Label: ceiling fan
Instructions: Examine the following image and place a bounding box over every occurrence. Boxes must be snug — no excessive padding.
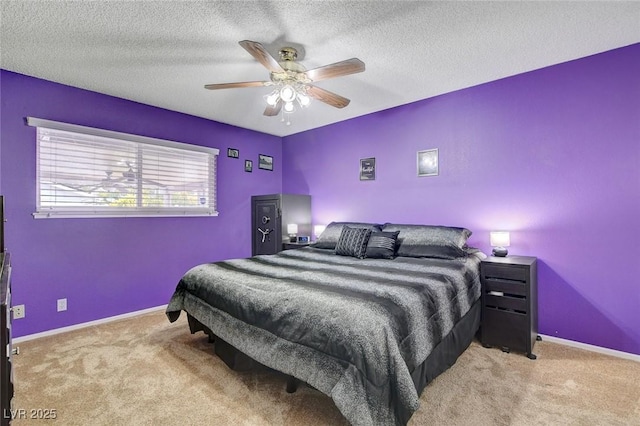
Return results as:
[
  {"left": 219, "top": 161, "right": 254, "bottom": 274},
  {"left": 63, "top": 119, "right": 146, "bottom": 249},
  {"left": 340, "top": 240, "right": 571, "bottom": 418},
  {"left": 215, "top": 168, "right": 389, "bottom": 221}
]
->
[{"left": 204, "top": 40, "right": 365, "bottom": 119}]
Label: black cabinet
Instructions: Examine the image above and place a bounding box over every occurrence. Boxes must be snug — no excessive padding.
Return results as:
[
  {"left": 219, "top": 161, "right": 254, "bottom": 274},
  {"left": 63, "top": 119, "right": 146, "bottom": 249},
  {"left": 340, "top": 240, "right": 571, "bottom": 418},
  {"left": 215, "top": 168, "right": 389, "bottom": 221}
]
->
[
  {"left": 0, "top": 195, "right": 11, "bottom": 424},
  {"left": 1, "top": 253, "right": 12, "bottom": 425},
  {"left": 251, "top": 194, "right": 311, "bottom": 256},
  {"left": 481, "top": 255, "right": 538, "bottom": 359}
]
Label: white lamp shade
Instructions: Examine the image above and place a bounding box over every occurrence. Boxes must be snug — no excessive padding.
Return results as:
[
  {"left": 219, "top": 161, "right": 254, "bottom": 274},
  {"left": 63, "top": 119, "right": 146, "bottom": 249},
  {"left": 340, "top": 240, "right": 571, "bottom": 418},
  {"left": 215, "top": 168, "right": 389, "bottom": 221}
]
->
[
  {"left": 284, "top": 101, "right": 295, "bottom": 112},
  {"left": 298, "top": 93, "right": 310, "bottom": 106},
  {"left": 287, "top": 224, "right": 298, "bottom": 234},
  {"left": 314, "top": 225, "right": 326, "bottom": 238},
  {"left": 490, "top": 231, "right": 510, "bottom": 247},
  {"left": 280, "top": 85, "right": 296, "bottom": 102},
  {"left": 265, "top": 91, "right": 279, "bottom": 106}
]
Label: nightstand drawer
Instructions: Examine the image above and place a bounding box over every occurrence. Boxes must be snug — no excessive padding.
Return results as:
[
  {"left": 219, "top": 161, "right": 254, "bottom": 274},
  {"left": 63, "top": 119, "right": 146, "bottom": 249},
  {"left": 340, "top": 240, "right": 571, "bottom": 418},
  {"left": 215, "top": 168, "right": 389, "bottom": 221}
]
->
[
  {"left": 482, "top": 264, "right": 527, "bottom": 282},
  {"left": 483, "top": 279, "right": 527, "bottom": 296},
  {"left": 484, "top": 293, "right": 527, "bottom": 312},
  {"left": 482, "top": 307, "right": 528, "bottom": 351}
]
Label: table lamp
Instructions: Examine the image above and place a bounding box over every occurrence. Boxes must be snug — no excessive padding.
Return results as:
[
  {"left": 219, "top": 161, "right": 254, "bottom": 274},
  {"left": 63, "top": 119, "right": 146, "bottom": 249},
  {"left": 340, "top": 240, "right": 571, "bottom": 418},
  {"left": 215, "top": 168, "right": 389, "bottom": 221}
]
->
[
  {"left": 490, "top": 231, "right": 510, "bottom": 257},
  {"left": 287, "top": 224, "right": 298, "bottom": 242}
]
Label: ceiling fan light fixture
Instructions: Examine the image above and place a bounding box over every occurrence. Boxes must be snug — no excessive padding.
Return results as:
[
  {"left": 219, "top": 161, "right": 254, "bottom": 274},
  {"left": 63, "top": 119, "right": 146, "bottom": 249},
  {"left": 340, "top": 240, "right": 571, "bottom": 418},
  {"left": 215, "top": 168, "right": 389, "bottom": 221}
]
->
[
  {"left": 284, "top": 101, "right": 295, "bottom": 113},
  {"left": 280, "top": 85, "right": 296, "bottom": 103},
  {"left": 297, "top": 92, "right": 310, "bottom": 107},
  {"left": 265, "top": 90, "right": 279, "bottom": 106}
]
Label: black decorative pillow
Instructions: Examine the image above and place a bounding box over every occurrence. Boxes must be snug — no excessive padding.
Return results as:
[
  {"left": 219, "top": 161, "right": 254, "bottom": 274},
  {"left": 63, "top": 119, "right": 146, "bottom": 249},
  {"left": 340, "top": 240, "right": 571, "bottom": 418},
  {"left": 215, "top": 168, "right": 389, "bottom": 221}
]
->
[
  {"left": 381, "top": 224, "right": 472, "bottom": 259},
  {"left": 314, "top": 221, "right": 382, "bottom": 250},
  {"left": 335, "top": 226, "right": 372, "bottom": 259},
  {"left": 365, "top": 231, "right": 400, "bottom": 259}
]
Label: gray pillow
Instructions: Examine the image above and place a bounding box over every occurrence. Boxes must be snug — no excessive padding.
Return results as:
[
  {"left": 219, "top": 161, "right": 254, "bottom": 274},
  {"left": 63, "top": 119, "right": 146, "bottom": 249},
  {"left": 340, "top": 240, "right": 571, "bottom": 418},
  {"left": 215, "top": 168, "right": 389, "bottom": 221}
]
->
[
  {"left": 314, "top": 221, "right": 382, "bottom": 249},
  {"left": 335, "top": 226, "right": 372, "bottom": 259},
  {"left": 381, "top": 224, "right": 471, "bottom": 259},
  {"left": 365, "top": 231, "right": 400, "bottom": 259}
]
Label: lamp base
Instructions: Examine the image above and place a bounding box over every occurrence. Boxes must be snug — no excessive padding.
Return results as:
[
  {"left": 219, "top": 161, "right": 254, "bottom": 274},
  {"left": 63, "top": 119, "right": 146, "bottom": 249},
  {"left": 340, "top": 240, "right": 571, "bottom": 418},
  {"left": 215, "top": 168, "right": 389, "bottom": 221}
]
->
[
  {"left": 289, "top": 235, "right": 297, "bottom": 243},
  {"left": 492, "top": 247, "right": 508, "bottom": 257}
]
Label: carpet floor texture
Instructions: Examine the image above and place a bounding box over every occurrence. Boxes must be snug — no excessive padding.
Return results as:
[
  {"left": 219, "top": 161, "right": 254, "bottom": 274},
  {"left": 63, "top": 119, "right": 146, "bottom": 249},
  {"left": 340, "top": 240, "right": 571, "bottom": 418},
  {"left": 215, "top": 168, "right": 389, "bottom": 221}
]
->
[{"left": 11, "top": 310, "right": 640, "bottom": 425}]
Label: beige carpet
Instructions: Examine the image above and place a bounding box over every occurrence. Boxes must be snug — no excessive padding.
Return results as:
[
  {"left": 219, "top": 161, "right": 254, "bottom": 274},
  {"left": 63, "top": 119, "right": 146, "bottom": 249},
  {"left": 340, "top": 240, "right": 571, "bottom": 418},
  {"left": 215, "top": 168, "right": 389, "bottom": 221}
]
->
[{"left": 11, "top": 310, "right": 640, "bottom": 425}]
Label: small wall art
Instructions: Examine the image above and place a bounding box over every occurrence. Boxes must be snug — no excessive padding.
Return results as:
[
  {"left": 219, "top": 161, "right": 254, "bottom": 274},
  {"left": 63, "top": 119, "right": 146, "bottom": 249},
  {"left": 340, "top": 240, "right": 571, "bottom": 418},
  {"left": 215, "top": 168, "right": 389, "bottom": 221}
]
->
[
  {"left": 360, "top": 157, "right": 376, "bottom": 181},
  {"left": 259, "top": 154, "right": 273, "bottom": 171},
  {"left": 417, "top": 149, "right": 439, "bottom": 177},
  {"left": 244, "top": 160, "right": 253, "bottom": 172},
  {"left": 227, "top": 148, "right": 239, "bottom": 158}
]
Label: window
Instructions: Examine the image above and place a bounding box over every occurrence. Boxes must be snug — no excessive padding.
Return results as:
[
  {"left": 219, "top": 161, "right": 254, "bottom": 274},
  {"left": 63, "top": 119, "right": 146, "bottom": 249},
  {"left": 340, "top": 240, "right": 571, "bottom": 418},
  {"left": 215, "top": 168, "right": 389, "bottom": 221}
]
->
[{"left": 28, "top": 117, "right": 219, "bottom": 218}]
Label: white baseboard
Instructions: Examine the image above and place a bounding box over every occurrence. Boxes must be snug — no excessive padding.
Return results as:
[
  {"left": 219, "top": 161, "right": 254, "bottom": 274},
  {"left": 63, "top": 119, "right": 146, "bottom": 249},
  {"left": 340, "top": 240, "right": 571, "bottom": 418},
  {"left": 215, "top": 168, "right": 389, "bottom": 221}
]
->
[
  {"left": 540, "top": 334, "right": 640, "bottom": 363},
  {"left": 13, "top": 304, "right": 168, "bottom": 343}
]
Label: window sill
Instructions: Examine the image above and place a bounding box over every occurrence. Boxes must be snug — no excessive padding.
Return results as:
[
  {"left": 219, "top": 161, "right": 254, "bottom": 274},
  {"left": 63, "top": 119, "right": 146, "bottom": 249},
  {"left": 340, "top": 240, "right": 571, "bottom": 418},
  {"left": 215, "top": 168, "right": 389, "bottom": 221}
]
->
[{"left": 33, "top": 211, "right": 219, "bottom": 219}]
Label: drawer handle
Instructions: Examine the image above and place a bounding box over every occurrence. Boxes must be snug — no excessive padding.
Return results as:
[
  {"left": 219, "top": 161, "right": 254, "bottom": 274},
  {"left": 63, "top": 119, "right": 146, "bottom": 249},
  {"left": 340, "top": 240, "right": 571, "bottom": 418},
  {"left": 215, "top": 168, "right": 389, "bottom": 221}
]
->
[
  {"left": 485, "top": 276, "right": 526, "bottom": 284},
  {"left": 485, "top": 305, "right": 527, "bottom": 315},
  {"left": 485, "top": 291, "right": 526, "bottom": 299}
]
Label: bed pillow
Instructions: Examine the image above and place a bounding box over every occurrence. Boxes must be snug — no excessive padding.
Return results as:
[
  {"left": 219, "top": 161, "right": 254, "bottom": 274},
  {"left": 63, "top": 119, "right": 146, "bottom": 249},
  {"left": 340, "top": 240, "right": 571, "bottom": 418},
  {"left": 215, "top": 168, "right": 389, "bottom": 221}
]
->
[
  {"left": 381, "top": 224, "right": 472, "bottom": 259},
  {"left": 365, "top": 231, "right": 400, "bottom": 259},
  {"left": 335, "top": 226, "right": 372, "bottom": 259},
  {"left": 314, "top": 221, "right": 382, "bottom": 250}
]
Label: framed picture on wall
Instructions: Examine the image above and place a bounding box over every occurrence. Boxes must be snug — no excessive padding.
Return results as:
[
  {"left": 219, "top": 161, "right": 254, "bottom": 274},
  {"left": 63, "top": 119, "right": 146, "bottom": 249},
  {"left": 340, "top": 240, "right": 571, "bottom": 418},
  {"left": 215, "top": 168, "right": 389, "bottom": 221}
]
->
[
  {"left": 360, "top": 157, "right": 376, "bottom": 181},
  {"left": 417, "top": 149, "right": 438, "bottom": 177},
  {"left": 227, "top": 148, "right": 239, "bottom": 158},
  {"left": 244, "top": 160, "right": 253, "bottom": 172},
  {"left": 259, "top": 154, "right": 273, "bottom": 171}
]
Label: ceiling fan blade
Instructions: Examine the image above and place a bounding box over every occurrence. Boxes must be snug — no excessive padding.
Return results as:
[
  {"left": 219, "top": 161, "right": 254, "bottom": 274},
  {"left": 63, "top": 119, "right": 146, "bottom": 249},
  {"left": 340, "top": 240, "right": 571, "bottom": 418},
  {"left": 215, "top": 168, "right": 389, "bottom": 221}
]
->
[
  {"left": 204, "top": 81, "right": 269, "bottom": 90},
  {"left": 264, "top": 99, "right": 282, "bottom": 116},
  {"left": 306, "top": 85, "right": 351, "bottom": 109},
  {"left": 239, "top": 40, "right": 285, "bottom": 74},
  {"left": 304, "top": 58, "right": 365, "bottom": 82}
]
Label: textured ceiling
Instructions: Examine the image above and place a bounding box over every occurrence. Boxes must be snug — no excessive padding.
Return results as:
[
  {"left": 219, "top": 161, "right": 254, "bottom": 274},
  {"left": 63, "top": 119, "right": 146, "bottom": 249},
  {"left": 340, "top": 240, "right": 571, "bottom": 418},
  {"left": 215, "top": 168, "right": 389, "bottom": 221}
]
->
[{"left": 1, "top": 1, "right": 639, "bottom": 137}]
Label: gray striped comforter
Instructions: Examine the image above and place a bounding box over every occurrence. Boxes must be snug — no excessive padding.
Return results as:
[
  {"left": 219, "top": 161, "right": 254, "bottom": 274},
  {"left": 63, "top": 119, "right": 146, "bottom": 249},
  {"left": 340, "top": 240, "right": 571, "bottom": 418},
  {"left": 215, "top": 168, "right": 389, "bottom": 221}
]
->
[{"left": 166, "top": 247, "right": 483, "bottom": 425}]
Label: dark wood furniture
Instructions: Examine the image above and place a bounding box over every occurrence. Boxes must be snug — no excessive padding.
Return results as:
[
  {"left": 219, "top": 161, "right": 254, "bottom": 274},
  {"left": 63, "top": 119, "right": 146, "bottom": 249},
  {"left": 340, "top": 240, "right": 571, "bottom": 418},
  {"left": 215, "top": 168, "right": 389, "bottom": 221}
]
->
[
  {"left": 1, "top": 253, "right": 12, "bottom": 426},
  {"left": 1, "top": 195, "right": 12, "bottom": 425},
  {"left": 282, "top": 242, "right": 310, "bottom": 250},
  {"left": 251, "top": 194, "right": 311, "bottom": 256},
  {"left": 481, "top": 255, "right": 539, "bottom": 359},
  {"left": 0, "top": 196, "right": 4, "bottom": 254}
]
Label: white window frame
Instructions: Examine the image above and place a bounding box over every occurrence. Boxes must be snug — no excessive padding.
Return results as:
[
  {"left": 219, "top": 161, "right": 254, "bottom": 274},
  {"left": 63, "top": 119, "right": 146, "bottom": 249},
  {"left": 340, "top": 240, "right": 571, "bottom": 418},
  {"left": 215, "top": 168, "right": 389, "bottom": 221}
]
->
[{"left": 28, "top": 117, "right": 219, "bottom": 219}]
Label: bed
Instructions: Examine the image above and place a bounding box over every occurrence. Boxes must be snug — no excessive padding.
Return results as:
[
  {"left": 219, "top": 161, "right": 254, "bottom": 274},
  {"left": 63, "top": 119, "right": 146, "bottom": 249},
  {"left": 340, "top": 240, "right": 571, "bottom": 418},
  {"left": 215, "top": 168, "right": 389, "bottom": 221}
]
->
[{"left": 166, "top": 222, "right": 485, "bottom": 425}]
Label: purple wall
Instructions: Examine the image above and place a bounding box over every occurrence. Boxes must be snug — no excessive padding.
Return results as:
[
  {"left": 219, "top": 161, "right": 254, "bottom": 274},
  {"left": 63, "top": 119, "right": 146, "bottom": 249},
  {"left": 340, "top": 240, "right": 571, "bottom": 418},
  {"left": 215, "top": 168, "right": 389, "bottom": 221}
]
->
[
  {"left": 283, "top": 44, "right": 640, "bottom": 355},
  {"left": 0, "top": 70, "right": 282, "bottom": 337}
]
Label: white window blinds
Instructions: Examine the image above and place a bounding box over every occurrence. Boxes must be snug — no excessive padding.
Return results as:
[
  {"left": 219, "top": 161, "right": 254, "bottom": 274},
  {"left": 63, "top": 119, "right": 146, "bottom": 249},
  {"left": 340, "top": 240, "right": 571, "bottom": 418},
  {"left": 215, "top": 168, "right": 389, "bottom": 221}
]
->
[{"left": 28, "top": 118, "right": 219, "bottom": 218}]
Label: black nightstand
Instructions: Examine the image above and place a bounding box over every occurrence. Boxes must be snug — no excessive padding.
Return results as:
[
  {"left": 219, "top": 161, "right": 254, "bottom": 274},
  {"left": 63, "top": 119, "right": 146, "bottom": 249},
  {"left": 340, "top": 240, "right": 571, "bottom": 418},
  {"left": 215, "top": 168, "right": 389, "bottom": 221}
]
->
[
  {"left": 282, "top": 242, "right": 310, "bottom": 251},
  {"left": 480, "top": 255, "right": 539, "bottom": 359}
]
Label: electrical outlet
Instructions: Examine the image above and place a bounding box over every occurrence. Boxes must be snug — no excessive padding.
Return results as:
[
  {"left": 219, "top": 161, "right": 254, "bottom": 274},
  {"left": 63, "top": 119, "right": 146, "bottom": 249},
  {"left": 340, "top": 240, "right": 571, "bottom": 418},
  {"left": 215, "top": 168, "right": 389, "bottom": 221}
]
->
[
  {"left": 57, "top": 298, "right": 67, "bottom": 312},
  {"left": 13, "top": 304, "right": 25, "bottom": 319}
]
